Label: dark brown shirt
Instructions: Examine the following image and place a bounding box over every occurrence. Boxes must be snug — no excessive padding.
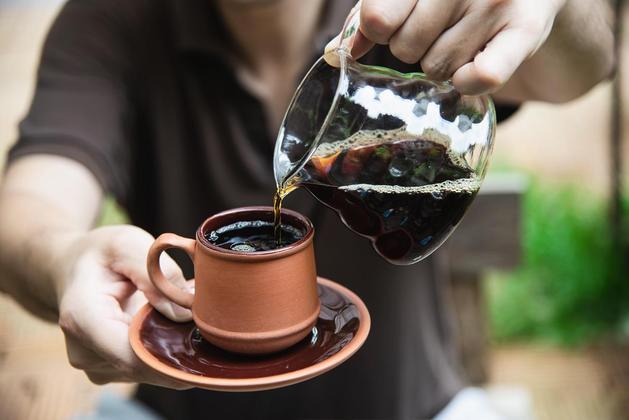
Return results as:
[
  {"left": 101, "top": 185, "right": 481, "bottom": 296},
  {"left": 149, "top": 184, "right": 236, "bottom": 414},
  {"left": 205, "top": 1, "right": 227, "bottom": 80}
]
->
[{"left": 8, "top": 0, "right": 518, "bottom": 418}]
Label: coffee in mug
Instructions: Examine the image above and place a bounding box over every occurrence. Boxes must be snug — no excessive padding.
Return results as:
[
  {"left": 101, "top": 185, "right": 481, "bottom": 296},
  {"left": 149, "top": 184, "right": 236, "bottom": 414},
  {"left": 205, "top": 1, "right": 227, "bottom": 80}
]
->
[{"left": 206, "top": 220, "right": 304, "bottom": 252}]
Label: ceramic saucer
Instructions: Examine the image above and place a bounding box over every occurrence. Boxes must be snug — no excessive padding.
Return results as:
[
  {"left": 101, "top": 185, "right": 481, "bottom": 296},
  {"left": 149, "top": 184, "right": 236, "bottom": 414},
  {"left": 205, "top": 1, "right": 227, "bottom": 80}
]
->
[{"left": 129, "top": 277, "right": 370, "bottom": 392}]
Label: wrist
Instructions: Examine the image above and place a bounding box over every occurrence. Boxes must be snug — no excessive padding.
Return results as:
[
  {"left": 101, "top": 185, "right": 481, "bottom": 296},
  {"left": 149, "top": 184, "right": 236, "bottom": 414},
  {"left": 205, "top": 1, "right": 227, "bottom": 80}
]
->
[{"left": 46, "top": 229, "right": 89, "bottom": 307}]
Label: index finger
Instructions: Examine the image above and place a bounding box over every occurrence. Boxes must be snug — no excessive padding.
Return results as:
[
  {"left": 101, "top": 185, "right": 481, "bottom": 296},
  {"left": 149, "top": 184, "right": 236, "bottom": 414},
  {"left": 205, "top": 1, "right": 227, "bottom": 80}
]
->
[{"left": 360, "top": 0, "right": 417, "bottom": 45}]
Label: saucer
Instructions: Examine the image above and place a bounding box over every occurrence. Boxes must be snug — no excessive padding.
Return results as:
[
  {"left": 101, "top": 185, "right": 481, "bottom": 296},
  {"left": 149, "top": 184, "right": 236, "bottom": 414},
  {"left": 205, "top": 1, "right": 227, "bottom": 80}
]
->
[{"left": 129, "top": 277, "right": 370, "bottom": 392}]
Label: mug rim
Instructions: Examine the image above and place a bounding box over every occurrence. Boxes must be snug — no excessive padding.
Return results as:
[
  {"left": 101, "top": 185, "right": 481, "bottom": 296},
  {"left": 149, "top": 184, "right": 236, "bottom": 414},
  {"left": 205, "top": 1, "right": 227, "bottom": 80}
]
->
[{"left": 196, "top": 206, "right": 314, "bottom": 261}]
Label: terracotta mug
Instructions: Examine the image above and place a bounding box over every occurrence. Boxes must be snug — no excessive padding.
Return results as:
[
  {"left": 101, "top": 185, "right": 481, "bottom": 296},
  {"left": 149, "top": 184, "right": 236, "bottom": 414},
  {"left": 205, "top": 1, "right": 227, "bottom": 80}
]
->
[{"left": 146, "top": 207, "right": 320, "bottom": 355}]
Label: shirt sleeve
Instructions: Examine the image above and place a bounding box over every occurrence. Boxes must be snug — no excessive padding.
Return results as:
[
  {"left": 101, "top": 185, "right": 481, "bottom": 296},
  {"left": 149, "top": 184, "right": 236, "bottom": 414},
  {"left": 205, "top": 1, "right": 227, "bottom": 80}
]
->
[{"left": 6, "top": 0, "right": 134, "bottom": 205}]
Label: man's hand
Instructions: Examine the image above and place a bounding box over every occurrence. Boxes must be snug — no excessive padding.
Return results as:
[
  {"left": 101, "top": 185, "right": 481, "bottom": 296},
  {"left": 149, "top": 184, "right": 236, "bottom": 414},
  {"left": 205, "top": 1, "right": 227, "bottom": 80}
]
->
[
  {"left": 328, "top": 0, "right": 613, "bottom": 101},
  {"left": 0, "top": 155, "right": 192, "bottom": 388},
  {"left": 56, "top": 224, "right": 193, "bottom": 387}
]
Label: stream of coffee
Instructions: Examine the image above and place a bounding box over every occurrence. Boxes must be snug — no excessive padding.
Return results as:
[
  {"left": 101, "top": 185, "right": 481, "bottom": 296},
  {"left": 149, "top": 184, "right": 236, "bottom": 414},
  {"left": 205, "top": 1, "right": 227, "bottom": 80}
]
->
[{"left": 273, "top": 183, "right": 297, "bottom": 244}]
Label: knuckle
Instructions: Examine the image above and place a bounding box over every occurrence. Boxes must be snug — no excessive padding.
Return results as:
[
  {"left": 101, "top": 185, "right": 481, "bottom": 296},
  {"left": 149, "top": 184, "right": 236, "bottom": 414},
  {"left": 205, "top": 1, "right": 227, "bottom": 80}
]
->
[
  {"left": 484, "top": 0, "right": 512, "bottom": 11},
  {"left": 58, "top": 316, "right": 73, "bottom": 335},
  {"left": 390, "top": 41, "right": 420, "bottom": 64},
  {"left": 420, "top": 55, "right": 437, "bottom": 75},
  {"left": 361, "top": 6, "right": 395, "bottom": 43},
  {"left": 518, "top": 19, "right": 547, "bottom": 40},
  {"left": 421, "top": 55, "right": 452, "bottom": 81},
  {"left": 475, "top": 65, "right": 505, "bottom": 89},
  {"left": 85, "top": 372, "right": 111, "bottom": 385},
  {"left": 58, "top": 307, "right": 79, "bottom": 336},
  {"left": 68, "top": 358, "right": 88, "bottom": 371}
]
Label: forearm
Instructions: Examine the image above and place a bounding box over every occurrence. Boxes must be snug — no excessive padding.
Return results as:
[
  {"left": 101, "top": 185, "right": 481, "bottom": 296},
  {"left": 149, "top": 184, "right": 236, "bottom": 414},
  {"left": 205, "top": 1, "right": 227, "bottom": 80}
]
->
[
  {"left": 0, "top": 155, "right": 102, "bottom": 320},
  {"left": 0, "top": 194, "right": 81, "bottom": 320},
  {"left": 495, "top": 0, "right": 614, "bottom": 103}
]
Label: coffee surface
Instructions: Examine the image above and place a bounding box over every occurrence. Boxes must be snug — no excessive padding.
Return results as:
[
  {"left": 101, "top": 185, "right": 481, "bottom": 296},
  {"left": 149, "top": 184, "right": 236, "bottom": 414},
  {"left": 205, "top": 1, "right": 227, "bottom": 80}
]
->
[{"left": 206, "top": 220, "right": 304, "bottom": 252}]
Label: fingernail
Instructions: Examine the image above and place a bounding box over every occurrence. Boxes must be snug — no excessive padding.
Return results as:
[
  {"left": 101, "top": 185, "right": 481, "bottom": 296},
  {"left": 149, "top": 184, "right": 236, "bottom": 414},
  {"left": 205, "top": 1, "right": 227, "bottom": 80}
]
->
[
  {"left": 324, "top": 34, "right": 341, "bottom": 55},
  {"left": 323, "top": 35, "right": 342, "bottom": 68}
]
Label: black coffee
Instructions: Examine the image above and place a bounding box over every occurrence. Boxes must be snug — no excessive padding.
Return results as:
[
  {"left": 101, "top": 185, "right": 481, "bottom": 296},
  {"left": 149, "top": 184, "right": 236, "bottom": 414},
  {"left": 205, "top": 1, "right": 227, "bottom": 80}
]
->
[
  {"left": 205, "top": 220, "right": 304, "bottom": 252},
  {"left": 299, "top": 135, "right": 479, "bottom": 265}
]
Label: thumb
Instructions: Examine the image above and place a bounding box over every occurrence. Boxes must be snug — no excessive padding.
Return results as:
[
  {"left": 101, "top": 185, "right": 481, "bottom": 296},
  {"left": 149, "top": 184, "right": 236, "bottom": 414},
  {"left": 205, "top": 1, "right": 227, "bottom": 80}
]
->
[
  {"left": 323, "top": 0, "right": 374, "bottom": 67},
  {"left": 109, "top": 233, "right": 193, "bottom": 322},
  {"left": 323, "top": 34, "right": 343, "bottom": 67},
  {"left": 324, "top": 30, "right": 374, "bottom": 67}
]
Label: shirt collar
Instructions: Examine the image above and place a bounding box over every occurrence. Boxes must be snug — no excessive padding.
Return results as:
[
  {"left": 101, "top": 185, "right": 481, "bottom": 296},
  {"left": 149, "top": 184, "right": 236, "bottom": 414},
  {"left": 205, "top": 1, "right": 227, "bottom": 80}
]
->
[{"left": 170, "top": 0, "right": 355, "bottom": 57}]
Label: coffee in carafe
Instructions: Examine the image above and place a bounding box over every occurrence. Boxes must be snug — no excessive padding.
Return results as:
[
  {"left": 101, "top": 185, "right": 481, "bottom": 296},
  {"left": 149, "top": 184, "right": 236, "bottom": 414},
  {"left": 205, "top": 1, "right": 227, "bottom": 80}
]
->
[{"left": 274, "top": 129, "right": 479, "bottom": 264}]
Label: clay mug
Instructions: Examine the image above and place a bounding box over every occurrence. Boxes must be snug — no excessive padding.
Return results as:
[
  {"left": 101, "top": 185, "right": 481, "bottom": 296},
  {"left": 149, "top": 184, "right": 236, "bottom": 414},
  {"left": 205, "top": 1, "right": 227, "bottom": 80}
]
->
[{"left": 146, "top": 206, "right": 320, "bottom": 355}]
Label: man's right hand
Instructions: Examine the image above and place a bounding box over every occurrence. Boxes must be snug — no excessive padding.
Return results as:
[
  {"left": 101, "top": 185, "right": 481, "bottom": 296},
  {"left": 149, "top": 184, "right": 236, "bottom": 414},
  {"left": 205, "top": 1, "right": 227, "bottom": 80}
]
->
[{"left": 56, "top": 224, "right": 194, "bottom": 388}]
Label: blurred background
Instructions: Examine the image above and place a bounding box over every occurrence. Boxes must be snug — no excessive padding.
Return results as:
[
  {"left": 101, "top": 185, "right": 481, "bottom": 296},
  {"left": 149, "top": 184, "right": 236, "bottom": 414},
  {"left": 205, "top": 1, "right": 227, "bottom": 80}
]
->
[{"left": 0, "top": 0, "right": 627, "bottom": 419}]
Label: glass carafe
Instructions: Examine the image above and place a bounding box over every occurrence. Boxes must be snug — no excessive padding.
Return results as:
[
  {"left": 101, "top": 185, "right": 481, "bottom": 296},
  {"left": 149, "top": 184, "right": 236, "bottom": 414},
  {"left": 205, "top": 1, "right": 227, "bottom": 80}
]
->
[{"left": 273, "top": 5, "right": 496, "bottom": 265}]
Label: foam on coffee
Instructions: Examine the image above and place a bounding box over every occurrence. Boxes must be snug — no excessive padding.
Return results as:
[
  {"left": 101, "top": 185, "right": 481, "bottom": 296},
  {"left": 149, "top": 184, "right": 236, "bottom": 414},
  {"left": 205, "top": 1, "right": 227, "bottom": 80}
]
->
[
  {"left": 313, "top": 127, "right": 450, "bottom": 157},
  {"left": 211, "top": 220, "right": 302, "bottom": 237},
  {"left": 312, "top": 127, "right": 471, "bottom": 170},
  {"left": 339, "top": 176, "right": 480, "bottom": 195}
]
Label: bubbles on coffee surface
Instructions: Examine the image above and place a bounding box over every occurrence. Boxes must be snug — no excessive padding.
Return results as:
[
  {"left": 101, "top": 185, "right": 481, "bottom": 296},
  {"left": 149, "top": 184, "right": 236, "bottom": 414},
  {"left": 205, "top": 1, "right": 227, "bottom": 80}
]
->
[
  {"left": 339, "top": 177, "right": 480, "bottom": 195},
  {"left": 206, "top": 220, "right": 304, "bottom": 252},
  {"left": 300, "top": 128, "right": 479, "bottom": 265}
]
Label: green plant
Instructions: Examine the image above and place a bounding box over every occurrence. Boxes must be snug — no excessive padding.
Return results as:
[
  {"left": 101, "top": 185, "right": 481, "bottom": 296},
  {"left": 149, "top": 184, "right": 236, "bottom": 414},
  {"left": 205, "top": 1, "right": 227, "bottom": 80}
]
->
[
  {"left": 97, "top": 196, "right": 129, "bottom": 226},
  {"left": 489, "top": 182, "right": 629, "bottom": 346}
]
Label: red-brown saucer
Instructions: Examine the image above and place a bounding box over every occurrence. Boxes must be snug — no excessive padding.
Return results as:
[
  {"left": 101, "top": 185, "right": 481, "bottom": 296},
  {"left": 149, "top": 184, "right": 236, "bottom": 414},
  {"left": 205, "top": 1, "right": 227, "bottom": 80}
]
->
[{"left": 129, "top": 277, "right": 370, "bottom": 392}]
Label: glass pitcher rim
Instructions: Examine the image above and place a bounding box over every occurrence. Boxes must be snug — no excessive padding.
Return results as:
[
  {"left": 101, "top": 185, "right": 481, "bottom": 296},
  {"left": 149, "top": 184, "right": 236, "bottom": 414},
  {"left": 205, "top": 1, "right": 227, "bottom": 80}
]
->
[{"left": 347, "top": 59, "right": 451, "bottom": 87}]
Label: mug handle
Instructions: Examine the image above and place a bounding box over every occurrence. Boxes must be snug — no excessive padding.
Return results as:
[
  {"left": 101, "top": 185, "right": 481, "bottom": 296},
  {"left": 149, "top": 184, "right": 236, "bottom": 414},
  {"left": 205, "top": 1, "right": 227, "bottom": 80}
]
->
[{"left": 147, "top": 233, "right": 196, "bottom": 309}]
